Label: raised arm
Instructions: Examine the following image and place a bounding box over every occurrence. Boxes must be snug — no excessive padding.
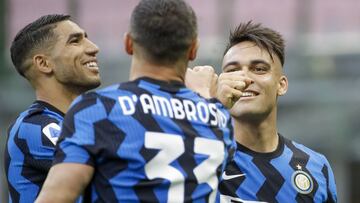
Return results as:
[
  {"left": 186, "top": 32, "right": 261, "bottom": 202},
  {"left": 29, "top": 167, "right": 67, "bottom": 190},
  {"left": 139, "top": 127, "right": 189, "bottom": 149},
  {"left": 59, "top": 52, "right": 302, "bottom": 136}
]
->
[
  {"left": 216, "top": 71, "right": 253, "bottom": 108},
  {"left": 185, "top": 66, "right": 218, "bottom": 99}
]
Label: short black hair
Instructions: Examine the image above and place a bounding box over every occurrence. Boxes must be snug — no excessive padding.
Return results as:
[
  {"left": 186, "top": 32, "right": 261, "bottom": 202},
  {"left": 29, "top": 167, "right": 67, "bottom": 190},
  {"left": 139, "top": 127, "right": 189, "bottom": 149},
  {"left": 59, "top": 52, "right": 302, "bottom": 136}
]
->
[
  {"left": 130, "top": 0, "right": 197, "bottom": 65},
  {"left": 10, "top": 14, "right": 71, "bottom": 77},
  {"left": 224, "top": 21, "right": 285, "bottom": 66}
]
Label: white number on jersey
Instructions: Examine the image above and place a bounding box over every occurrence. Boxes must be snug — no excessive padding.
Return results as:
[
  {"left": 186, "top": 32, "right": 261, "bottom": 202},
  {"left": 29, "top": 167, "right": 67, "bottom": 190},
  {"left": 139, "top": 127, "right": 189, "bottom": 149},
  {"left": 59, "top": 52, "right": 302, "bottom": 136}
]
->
[{"left": 144, "top": 131, "right": 225, "bottom": 203}]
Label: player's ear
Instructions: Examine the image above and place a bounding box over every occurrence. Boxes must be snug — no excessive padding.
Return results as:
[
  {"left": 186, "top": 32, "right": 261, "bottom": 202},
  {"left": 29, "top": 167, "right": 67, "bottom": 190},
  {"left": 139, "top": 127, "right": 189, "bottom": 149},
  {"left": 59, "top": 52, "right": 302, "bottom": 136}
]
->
[
  {"left": 277, "top": 75, "right": 288, "bottom": 96},
  {"left": 33, "top": 54, "right": 53, "bottom": 74},
  {"left": 124, "top": 32, "right": 133, "bottom": 55},
  {"left": 188, "top": 38, "right": 199, "bottom": 61}
]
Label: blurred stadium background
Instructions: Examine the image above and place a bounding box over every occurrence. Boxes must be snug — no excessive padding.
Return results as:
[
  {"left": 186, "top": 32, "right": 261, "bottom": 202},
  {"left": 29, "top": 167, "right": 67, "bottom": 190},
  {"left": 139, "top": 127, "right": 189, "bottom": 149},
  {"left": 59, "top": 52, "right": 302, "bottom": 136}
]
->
[{"left": 1, "top": 0, "right": 359, "bottom": 202}]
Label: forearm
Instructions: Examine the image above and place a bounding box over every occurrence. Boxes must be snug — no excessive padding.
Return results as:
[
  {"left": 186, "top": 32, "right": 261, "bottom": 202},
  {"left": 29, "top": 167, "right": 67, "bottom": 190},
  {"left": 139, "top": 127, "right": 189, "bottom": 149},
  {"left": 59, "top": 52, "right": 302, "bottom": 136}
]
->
[{"left": 35, "top": 163, "right": 94, "bottom": 203}]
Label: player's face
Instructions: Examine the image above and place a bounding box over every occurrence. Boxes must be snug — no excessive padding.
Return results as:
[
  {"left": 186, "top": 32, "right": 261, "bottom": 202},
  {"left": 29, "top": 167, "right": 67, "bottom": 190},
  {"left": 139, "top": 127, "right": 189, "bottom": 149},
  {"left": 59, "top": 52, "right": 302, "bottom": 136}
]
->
[
  {"left": 222, "top": 41, "right": 287, "bottom": 119},
  {"left": 49, "top": 20, "right": 101, "bottom": 93}
]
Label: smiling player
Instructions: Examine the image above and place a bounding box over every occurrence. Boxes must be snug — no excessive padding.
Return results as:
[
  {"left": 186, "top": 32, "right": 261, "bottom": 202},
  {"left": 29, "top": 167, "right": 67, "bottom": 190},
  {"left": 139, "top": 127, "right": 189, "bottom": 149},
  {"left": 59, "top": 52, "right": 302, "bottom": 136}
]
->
[{"left": 4, "top": 14, "right": 101, "bottom": 203}]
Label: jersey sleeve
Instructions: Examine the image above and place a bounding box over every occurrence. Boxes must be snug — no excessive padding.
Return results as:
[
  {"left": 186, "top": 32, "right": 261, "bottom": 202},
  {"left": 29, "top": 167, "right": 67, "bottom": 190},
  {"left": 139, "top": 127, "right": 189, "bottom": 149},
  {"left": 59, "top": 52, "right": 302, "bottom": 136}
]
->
[
  {"left": 15, "top": 112, "right": 62, "bottom": 171},
  {"left": 53, "top": 93, "right": 108, "bottom": 166},
  {"left": 5, "top": 110, "right": 63, "bottom": 202},
  {"left": 324, "top": 157, "right": 337, "bottom": 202}
]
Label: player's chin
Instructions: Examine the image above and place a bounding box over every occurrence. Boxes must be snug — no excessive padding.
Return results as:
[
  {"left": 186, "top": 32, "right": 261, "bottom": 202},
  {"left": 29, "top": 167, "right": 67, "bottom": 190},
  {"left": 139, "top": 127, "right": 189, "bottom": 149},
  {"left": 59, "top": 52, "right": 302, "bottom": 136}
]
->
[{"left": 85, "top": 77, "right": 101, "bottom": 89}]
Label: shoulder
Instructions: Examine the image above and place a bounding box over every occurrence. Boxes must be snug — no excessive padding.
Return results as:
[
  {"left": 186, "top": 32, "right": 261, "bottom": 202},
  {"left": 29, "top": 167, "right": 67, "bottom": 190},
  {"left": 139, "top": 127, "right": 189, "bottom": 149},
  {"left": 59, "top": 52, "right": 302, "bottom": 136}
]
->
[
  {"left": 66, "top": 83, "right": 128, "bottom": 120},
  {"left": 11, "top": 103, "right": 63, "bottom": 133},
  {"left": 284, "top": 136, "right": 330, "bottom": 166},
  {"left": 7, "top": 103, "right": 63, "bottom": 151}
]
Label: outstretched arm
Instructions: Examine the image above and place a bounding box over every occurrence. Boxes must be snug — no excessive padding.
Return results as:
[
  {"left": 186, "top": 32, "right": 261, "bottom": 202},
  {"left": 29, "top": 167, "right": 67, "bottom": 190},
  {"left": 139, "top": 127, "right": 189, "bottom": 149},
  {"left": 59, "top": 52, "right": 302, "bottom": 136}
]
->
[{"left": 35, "top": 163, "right": 94, "bottom": 203}]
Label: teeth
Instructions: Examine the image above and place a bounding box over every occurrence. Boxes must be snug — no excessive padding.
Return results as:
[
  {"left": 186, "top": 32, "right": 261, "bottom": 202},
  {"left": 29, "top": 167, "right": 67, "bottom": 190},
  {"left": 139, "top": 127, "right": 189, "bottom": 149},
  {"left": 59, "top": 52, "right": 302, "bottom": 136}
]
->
[
  {"left": 85, "top": 61, "right": 97, "bottom": 68},
  {"left": 242, "top": 92, "right": 256, "bottom": 97}
]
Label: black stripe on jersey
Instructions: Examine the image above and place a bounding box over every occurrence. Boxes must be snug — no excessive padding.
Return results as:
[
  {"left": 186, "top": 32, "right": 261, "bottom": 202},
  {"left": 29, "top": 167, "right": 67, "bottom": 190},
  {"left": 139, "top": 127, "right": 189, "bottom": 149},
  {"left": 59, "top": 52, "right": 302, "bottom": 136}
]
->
[
  {"left": 14, "top": 131, "right": 52, "bottom": 187},
  {"left": 253, "top": 157, "right": 285, "bottom": 202},
  {"left": 55, "top": 93, "right": 98, "bottom": 163},
  {"left": 119, "top": 81, "right": 163, "bottom": 133},
  {"left": 4, "top": 129, "right": 21, "bottom": 203},
  {"left": 170, "top": 91, "right": 216, "bottom": 202},
  {"left": 120, "top": 81, "right": 164, "bottom": 203},
  {"left": 7, "top": 181, "right": 20, "bottom": 203},
  {"left": 158, "top": 82, "right": 183, "bottom": 93},
  {"left": 98, "top": 95, "right": 116, "bottom": 115},
  {"left": 33, "top": 100, "right": 65, "bottom": 117},
  {"left": 230, "top": 200, "right": 243, "bottom": 203},
  {"left": 61, "top": 92, "right": 98, "bottom": 139},
  {"left": 219, "top": 160, "right": 246, "bottom": 196},
  {"left": 285, "top": 138, "right": 319, "bottom": 202},
  {"left": 24, "top": 113, "right": 60, "bottom": 148},
  {"left": 133, "top": 179, "right": 164, "bottom": 202},
  {"left": 322, "top": 164, "right": 336, "bottom": 203},
  {"left": 171, "top": 117, "right": 200, "bottom": 202},
  {"left": 89, "top": 119, "right": 127, "bottom": 202}
]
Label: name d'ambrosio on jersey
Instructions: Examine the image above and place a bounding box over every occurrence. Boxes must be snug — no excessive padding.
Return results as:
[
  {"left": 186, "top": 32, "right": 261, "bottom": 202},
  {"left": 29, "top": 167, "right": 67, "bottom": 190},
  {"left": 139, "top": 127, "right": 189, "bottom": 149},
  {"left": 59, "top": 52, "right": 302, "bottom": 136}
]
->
[{"left": 118, "top": 93, "right": 228, "bottom": 128}]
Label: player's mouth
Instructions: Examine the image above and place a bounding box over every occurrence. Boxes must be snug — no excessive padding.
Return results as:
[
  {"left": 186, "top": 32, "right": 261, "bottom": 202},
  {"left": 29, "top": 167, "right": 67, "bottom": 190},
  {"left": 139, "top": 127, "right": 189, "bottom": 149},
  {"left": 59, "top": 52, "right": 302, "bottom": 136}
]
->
[
  {"left": 240, "top": 90, "right": 259, "bottom": 99},
  {"left": 83, "top": 60, "right": 99, "bottom": 73}
]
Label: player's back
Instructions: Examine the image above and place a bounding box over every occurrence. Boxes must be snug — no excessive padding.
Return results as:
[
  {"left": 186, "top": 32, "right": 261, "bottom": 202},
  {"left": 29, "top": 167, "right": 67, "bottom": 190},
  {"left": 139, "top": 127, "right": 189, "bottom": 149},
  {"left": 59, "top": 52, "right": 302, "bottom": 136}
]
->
[{"left": 55, "top": 77, "right": 235, "bottom": 202}]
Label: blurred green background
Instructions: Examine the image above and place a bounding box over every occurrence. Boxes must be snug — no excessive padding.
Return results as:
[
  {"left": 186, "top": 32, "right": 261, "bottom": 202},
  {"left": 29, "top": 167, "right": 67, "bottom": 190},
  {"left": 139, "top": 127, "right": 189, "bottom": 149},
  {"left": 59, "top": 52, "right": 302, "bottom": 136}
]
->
[{"left": 1, "top": 0, "right": 359, "bottom": 202}]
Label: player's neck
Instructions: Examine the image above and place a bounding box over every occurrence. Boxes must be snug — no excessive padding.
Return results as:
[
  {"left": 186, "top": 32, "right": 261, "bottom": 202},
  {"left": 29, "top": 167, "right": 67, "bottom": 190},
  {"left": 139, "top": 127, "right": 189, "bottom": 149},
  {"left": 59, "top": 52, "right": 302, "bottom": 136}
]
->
[
  {"left": 233, "top": 110, "right": 279, "bottom": 153},
  {"left": 35, "top": 83, "right": 79, "bottom": 114},
  {"left": 129, "top": 57, "right": 187, "bottom": 83}
]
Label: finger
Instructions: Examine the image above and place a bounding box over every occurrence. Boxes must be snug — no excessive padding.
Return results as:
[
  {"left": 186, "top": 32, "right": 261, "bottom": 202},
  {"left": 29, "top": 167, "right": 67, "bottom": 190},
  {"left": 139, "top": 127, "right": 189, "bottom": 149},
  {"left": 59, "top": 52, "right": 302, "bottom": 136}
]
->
[
  {"left": 192, "top": 65, "right": 215, "bottom": 73},
  {"left": 192, "top": 66, "right": 201, "bottom": 71},
  {"left": 219, "top": 79, "right": 248, "bottom": 91},
  {"left": 219, "top": 71, "right": 246, "bottom": 80}
]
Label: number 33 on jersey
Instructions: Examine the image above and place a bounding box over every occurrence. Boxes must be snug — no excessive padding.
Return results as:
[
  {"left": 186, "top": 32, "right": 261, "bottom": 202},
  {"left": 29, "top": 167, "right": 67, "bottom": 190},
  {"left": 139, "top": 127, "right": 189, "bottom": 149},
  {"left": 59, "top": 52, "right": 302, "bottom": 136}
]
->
[{"left": 55, "top": 78, "right": 236, "bottom": 202}]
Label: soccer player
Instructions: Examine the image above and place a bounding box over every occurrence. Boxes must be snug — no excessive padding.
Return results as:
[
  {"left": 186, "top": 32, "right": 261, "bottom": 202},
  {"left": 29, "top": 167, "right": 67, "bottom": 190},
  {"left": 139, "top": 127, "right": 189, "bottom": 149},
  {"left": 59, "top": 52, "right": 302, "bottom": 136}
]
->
[
  {"left": 35, "top": 0, "right": 240, "bottom": 202},
  {"left": 4, "top": 14, "right": 101, "bottom": 203},
  {"left": 189, "top": 21, "right": 338, "bottom": 202}
]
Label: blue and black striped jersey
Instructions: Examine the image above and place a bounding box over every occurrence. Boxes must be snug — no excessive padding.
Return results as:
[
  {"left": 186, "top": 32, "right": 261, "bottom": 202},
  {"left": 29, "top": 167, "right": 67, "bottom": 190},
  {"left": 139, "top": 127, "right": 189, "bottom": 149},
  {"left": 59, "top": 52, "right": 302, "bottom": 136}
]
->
[
  {"left": 4, "top": 101, "right": 64, "bottom": 203},
  {"left": 54, "top": 77, "right": 236, "bottom": 202},
  {"left": 219, "top": 134, "right": 337, "bottom": 203}
]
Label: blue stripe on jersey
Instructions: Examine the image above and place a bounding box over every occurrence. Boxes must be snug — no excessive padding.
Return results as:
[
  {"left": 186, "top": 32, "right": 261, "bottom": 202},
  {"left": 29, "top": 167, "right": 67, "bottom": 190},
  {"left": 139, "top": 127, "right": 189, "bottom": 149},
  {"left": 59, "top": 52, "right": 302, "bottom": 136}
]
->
[
  {"left": 73, "top": 98, "right": 107, "bottom": 145},
  {"left": 292, "top": 142, "right": 331, "bottom": 202},
  {"left": 7, "top": 110, "right": 39, "bottom": 203},
  {"left": 59, "top": 98, "right": 107, "bottom": 164},
  {"left": 106, "top": 90, "right": 146, "bottom": 202},
  {"left": 18, "top": 123, "right": 53, "bottom": 159},
  {"left": 192, "top": 183, "right": 211, "bottom": 202},
  {"left": 271, "top": 144, "right": 297, "bottom": 202},
  {"left": 153, "top": 180, "right": 170, "bottom": 202},
  {"left": 235, "top": 150, "right": 265, "bottom": 199}
]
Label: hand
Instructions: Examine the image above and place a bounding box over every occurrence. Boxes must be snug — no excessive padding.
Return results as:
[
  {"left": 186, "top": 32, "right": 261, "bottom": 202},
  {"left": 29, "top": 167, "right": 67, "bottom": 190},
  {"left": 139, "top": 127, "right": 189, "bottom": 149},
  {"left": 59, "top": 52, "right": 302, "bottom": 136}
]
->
[
  {"left": 216, "top": 71, "right": 253, "bottom": 108},
  {"left": 185, "top": 66, "right": 218, "bottom": 98}
]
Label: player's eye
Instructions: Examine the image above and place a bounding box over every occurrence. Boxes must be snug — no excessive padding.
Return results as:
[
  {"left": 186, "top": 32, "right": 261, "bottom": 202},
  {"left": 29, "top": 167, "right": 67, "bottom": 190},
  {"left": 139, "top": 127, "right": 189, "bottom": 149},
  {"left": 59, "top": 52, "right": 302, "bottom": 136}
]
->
[
  {"left": 224, "top": 66, "right": 239, "bottom": 73},
  {"left": 252, "top": 65, "right": 268, "bottom": 74},
  {"left": 69, "top": 38, "right": 80, "bottom": 44}
]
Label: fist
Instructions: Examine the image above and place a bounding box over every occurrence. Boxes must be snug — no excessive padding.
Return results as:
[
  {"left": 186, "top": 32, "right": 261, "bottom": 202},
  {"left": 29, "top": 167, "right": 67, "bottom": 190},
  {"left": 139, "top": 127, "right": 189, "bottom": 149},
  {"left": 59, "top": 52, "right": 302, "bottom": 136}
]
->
[
  {"left": 217, "top": 71, "right": 253, "bottom": 108},
  {"left": 185, "top": 66, "right": 218, "bottom": 98}
]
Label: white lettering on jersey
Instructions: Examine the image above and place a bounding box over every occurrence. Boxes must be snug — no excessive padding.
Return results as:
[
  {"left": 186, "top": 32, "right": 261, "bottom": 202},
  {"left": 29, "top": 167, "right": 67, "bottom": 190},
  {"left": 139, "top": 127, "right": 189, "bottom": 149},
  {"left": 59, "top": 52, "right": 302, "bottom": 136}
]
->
[
  {"left": 118, "top": 96, "right": 135, "bottom": 115},
  {"left": 117, "top": 94, "right": 228, "bottom": 128}
]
